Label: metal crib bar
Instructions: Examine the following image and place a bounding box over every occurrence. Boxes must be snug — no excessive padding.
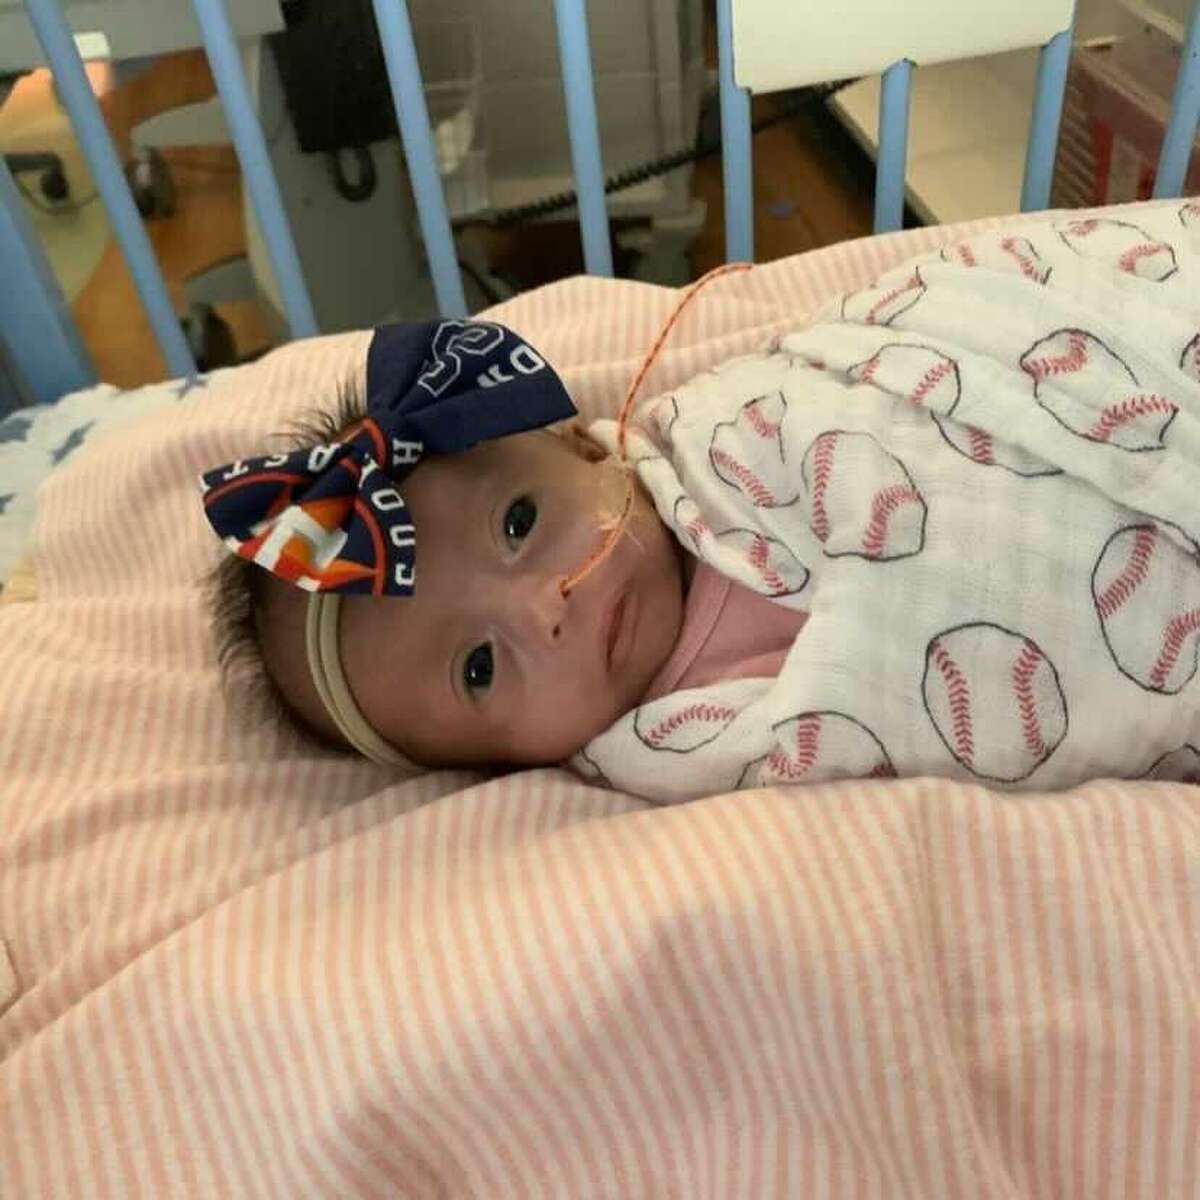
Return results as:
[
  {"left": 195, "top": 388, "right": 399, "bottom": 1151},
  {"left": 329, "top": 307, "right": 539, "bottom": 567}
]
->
[
  {"left": 875, "top": 59, "right": 913, "bottom": 234},
  {"left": 716, "top": 0, "right": 753, "bottom": 262},
  {"left": 370, "top": 0, "right": 467, "bottom": 318},
  {"left": 1153, "top": 0, "right": 1200, "bottom": 198},
  {"left": 23, "top": 0, "right": 197, "bottom": 379},
  {"left": 0, "top": 159, "right": 96, "bottom": 402},
  {"left": 552, "top": 0, "right": 614, "bottom": 276},
  {"left": 1021, "top": 26, "right": 1073, "bottom": 212},
  {"left": 189, "top": 0, "right": 318, "bottom": 339}
]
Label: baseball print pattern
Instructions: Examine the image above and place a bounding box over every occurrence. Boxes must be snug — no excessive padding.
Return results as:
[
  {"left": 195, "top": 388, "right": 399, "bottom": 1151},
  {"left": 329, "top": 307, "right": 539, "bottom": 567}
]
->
[
  {"left": 1181, "top": 333, "right": 1200, "bottom": 384},
  {"left": 582, "top": 201, "right": 1200, "bottom": 799},
  {"left": 940, "top": 233, "right": 1052, "bottom": 283},
  {"left": 1055, "top": 217, "right": 1178, "bottom": 281},
  {"left": 846, "top": 340, "right": 1062, "bottom": 475},
  {"left": 672, "top": 495, "right": 712, "bottom": 555},
  {"left": 739, "top": 712, "right": 895, "bottom": 788},
  {"left": 1020, "top": 328, "right": 1178, "bottom": 451},
  {"left": 1142, "top": 744, "right": 1200, "bottom": 783},
  {"left": 709, "top": 392, "right": 799, "bottom": 507},
  {"left": 802, "top": 430, "right": 927, "bottom": 560},
  {"left": 652, "top": 394, "right": 681, "bottom": 441},
  {"left": 841, "top": 268, "right": 927, "bottom": 325},
  {"left": 931, "top": 416, "right": 1062, "bottom": 476},
  {"left": 847, "top": 342, "right": 962, "bottom": 415},
  {"left": 713, "top": 527, "right": 810, "bottom": 597},
  {"left": 923, "top": 622, "right": 1068, "bottom": 783},
  {"left": 634, "top": 695, "right": 742, "bottom": 754},
  {"left": 1092, "top": 522, "right": 1200, "bottom": 694},
  {"left": 571, "top": 747, "right": 611, "bottom": 788}
]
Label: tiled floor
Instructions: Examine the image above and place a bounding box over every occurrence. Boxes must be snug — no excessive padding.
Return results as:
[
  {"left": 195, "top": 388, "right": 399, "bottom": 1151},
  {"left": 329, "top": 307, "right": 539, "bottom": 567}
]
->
[{"left": 3, "top": 51, "right": 877, "bottom": 390}]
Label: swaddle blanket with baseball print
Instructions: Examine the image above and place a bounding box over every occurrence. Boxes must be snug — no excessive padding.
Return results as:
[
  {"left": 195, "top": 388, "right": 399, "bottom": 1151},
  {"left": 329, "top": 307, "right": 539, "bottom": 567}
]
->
[{"left": 577, "top": 202, "right": 1200, "bottom": 802}]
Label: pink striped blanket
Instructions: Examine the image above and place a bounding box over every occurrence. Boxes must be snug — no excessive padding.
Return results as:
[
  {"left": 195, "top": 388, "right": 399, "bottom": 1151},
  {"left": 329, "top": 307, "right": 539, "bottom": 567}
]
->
[{"left": 1, "top": 200, "right": 1197, "bottom": 1197}]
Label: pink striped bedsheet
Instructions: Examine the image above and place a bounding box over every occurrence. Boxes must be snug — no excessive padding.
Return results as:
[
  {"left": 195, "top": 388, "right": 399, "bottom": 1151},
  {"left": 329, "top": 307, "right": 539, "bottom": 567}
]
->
[{"left": 1, "top": 201, "right": 1197, "bottom": 1197}]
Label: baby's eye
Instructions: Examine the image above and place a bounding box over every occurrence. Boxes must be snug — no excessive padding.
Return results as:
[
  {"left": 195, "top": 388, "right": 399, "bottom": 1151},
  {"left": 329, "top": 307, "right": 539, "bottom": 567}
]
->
[
  {"left": 504, "top": 496, "right": 537, "bottom": 545},
  {"left": 463, "top": 643, "right": 494, "bottom": 693}
]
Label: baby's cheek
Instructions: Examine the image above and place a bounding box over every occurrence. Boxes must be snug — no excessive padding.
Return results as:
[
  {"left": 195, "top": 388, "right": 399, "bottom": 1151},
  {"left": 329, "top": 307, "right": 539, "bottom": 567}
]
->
[{"left": 523, "top": 684, "right": 622, "bottom": 762}]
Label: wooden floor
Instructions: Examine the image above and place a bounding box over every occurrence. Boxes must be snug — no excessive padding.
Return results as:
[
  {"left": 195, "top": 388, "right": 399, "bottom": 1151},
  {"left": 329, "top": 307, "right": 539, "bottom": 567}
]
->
[
  {"left": 3, "top": 51, "right": 876, "bottom": 390},
  {"left": 690, "top": 94, "right": 876, "bottom": 275}
]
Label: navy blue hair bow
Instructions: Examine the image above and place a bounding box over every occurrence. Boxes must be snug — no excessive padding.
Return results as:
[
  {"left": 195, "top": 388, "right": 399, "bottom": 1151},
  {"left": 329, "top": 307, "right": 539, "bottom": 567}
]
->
[{"left": 200, "top": 319, "right": 576, "bottom": 594}]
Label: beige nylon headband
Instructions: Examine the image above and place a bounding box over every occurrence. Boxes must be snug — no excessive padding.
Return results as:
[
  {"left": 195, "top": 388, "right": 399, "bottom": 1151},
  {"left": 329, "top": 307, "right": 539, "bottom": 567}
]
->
[{"left": 304, "top": 593, "right": 414, "bottom": 769}]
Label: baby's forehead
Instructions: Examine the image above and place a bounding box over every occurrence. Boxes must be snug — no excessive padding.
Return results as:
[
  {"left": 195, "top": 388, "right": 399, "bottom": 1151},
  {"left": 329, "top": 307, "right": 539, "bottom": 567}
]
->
[{"left": 411, "top": 429, "right": 564, "bottom": 490}]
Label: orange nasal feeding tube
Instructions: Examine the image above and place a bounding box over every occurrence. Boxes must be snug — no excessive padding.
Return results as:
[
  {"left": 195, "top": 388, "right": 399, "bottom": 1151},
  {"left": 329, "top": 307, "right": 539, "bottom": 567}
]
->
[{"left": 557, "top": 262, "right": 754, "bottom": 597}]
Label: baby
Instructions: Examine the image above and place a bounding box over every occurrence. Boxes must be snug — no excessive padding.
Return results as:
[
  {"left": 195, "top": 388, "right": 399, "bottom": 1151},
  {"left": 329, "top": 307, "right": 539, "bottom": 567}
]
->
[
  {"left": 205, "top": 207, "right": 1200, "bottom": 797},
  {"left": 205, "top": 319, "right": 694, "bottom": 770}
]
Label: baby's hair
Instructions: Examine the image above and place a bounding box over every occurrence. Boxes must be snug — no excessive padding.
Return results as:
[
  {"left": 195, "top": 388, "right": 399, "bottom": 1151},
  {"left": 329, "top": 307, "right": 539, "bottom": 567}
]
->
[{"left": 204, "top": 378, "right": 366, "bottom": 739}]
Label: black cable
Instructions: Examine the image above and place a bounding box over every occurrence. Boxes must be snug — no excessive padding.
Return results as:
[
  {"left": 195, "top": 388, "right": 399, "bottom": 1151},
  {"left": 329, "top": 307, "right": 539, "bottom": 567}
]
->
[{"left": 488, "top": 78, "right": 858, "bottom": 229}]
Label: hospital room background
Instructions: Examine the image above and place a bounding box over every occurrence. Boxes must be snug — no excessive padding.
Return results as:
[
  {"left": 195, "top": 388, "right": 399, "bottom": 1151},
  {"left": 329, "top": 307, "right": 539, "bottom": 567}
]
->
[{"left": 1, "top": 0, "right": 1194, "bottom": 405}]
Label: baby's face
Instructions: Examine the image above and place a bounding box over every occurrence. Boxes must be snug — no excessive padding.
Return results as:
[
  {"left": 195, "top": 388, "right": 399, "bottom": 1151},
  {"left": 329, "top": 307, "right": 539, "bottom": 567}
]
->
[{"left": 336, "top": 429, "right": 685, "bottom": 767}]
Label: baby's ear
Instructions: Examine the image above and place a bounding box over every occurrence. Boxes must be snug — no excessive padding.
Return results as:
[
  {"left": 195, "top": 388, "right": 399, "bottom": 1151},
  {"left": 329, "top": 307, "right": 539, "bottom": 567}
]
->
[{"left": 555, "top": 419, "right": 607, "bottom": 463}]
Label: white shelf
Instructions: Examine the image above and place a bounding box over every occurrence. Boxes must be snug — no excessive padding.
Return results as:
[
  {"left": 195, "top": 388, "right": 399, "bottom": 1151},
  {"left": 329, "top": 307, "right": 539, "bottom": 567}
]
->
[
  {"left": 824, "top": 0, "right": 1137, "bottom": 225},
  {"left": 828, "top": 49, "right": 1040, "bottom": 225}
]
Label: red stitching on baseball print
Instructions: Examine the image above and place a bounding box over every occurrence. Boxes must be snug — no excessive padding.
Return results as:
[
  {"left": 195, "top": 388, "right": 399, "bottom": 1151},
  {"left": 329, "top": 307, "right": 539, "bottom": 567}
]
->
[
  {"left": 1150, "top": 609, "right": 1200, "bottom": 691},
  {"left": 1085, "top": 394, "right": 1177, "bottom": 442},
  {"left": 711, "top": 447, "right": 776, "bottom": 507},
  {"left": 1000, "top": 236, "right": 1042, "bottom": 280},
  {"left": 952, "top": 242, "right": 978, "bottom": 267},
  {"left": 965, "top": 426, "right": 995, "bottom": 464},
  {"left": 747, "top": 533, "right": 786, "bottom": 595},
  {"left": 852, "top": 355, "right": 881, "bottom": 384},
  {"left": 673, "top": 497, "right": 709, "bottom": 551},
  {"left": 744, "top": 398, "right": 781, "bottom": 439},
  {"left": 1117, "top": 242, "right": 1167, "bottom": 275},
  {"left": 861, "top": 485, "right": 921, "bottom": 557},
  {"left": 1011, "top": 641, "right": 1048, "bottom": 758},
  {"left": 643, "top": 702, "right": 739, "bottom": 747},
  {"left": 930, "top": 640, "right": 974, "bottom": 768},
  {"left": 809, "top": 433, "right": 836, "bottom": 543},
  {"left": 1096, "top": 525, "right": 1157, "bottom": 619},
  {"left": 1024, "top": 330, "right": 1088, "bottom": 379},
  {"left": 865, "top": 272, "right": 921, "bottom": 325},
  {"left": 908, "top": 360, "right": 956, "bottom": 407},
  {"left": 768, "top": 715, "right": 821, "bottom": 779}
]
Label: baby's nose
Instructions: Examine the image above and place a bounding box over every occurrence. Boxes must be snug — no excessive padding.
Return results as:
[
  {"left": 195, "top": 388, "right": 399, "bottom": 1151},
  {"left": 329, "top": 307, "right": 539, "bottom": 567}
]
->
[{"left": 520, "top": 570, "right": 568, "bottom": 644}]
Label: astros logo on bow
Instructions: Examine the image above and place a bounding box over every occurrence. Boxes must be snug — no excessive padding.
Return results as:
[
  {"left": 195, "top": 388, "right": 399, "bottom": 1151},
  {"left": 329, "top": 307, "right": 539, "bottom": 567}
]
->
[{"left": 418, "top": 320, "right": 548, "bottom": 396}]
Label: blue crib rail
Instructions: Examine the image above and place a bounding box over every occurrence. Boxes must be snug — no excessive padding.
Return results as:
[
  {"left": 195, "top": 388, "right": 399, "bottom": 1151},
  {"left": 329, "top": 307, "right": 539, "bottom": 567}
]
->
[
  {"left": 2, "top": 0, "right": 1200, "bottom": 405},
  {"left": 191, "top": 0, "right": 317, "bottom": 340}
]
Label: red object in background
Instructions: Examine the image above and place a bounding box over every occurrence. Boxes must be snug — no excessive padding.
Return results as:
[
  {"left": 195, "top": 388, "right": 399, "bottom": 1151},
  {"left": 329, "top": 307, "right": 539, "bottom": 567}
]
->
[{"left": 1052, "top": 23, "right": 1200, "bottom": 208}]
